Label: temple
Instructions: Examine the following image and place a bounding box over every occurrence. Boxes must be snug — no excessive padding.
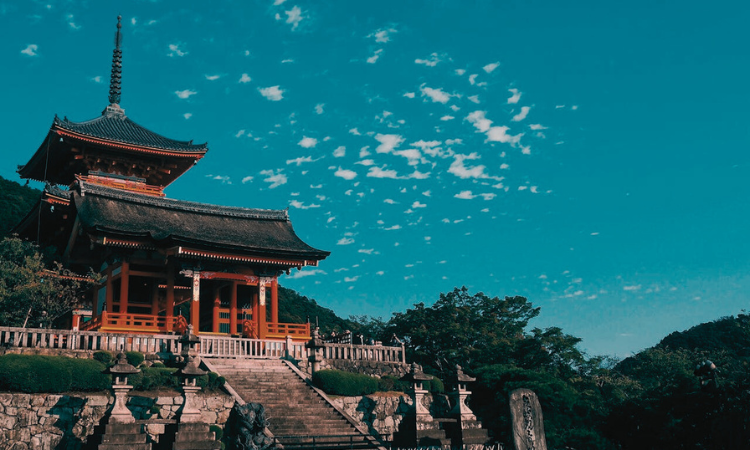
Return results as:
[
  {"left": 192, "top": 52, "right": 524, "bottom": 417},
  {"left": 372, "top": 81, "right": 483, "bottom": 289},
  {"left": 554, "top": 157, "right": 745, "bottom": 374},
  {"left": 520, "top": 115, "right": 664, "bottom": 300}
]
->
[{"left": 14, "top": 17, "right": 329, "bottom": 339}]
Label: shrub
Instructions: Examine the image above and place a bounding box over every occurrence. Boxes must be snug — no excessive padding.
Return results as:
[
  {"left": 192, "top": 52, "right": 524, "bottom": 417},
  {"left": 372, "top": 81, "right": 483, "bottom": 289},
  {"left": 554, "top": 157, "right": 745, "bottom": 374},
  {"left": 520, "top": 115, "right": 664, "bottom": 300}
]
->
[
  {"left": 377, "top": 375, "right": 409, "bottom": 392},
  {"left": 152, "top": 362, "right": 166, "bottom": 368},
  {"left": 125, "top": 351, "right": 145, "bottom": 367},
  {"left": 129, "top": 367, "right": 179, "bottom": 391},
  {"left": 312, "top": 370, "right": 379, "bottom": 396},
  {"left": 0, "top": 354, "right": 109, "bottom": 393},
  {"left": 423, "top": 376, "right": 444, "bottom": 394},
  {"left": 93, "top": 350, "right": 113, "bottom": 365}
]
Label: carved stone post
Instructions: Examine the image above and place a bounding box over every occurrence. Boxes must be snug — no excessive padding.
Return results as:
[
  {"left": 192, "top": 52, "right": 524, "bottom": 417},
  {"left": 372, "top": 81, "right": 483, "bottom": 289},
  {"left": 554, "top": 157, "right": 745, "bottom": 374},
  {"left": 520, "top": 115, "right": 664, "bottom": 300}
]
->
[
  {"left": 175, "top": 325, "right": 207, "bottom": 423},
  {"left": 449, "top": 364, "right": 478, "bottom": 423},
  {"left": 285, "top": 335, "right": 294, "bottom": 359},
  {"left": 103, "top": 351, "right": 140, "bottom": 423},
  {"left": 305, "top": 327, "right": 325, "bottom": 375},
  {"left": 404, "top": 363, "right": 433, "bottom": 429}
]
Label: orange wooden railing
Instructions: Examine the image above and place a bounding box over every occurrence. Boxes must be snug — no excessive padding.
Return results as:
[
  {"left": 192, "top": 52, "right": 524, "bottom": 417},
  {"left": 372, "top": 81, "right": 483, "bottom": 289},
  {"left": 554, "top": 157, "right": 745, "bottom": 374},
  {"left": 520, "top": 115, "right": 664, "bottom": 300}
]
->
[
  {"left": 265, "top": 322, "right": 311, "bottom": 339},
  {"left": 80, "top": 311, "right": 183, "bottom": 334}
]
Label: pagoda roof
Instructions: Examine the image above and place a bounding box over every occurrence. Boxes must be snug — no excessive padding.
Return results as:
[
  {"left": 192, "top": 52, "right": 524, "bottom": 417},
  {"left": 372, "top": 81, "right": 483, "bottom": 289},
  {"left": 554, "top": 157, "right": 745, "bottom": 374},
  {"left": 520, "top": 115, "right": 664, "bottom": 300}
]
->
[
  {"left": 54, "top": 107, "right": 207, "bottom": 153},
  {"left": 72, "top": 182, "right": 330, "bottom": 264}
]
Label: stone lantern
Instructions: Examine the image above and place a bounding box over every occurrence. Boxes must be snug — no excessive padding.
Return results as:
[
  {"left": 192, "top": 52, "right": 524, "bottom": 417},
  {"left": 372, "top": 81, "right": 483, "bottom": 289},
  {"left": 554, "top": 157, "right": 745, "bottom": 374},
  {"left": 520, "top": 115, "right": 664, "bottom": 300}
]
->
[
  {"left": 103, "top": 351, "right": 140, "bottom": 423},
  {"left": 448, "top": 364, "right": 477, "bottom": 422},
  {"left": 402, "top": 362, "right": 433, "bottom": 424},
  {"left": 174, "top": 324, "right": 207, "bottom": 423},
  {"left": 305, "top": 326, "right": 325, "bottom": 374}
]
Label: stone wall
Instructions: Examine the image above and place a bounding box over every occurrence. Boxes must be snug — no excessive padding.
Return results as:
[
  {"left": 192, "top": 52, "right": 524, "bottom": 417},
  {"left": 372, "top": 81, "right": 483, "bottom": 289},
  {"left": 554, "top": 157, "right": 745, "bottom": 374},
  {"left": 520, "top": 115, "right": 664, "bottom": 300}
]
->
[
  {"left": 330, "top": 394, "right": 412, "bottom": 442},
  {"left": 296, "top": 359, "right": 408, "bottom": 379},
  {"left": 0, "top": 392, "right": 233, "bottom": 450}
]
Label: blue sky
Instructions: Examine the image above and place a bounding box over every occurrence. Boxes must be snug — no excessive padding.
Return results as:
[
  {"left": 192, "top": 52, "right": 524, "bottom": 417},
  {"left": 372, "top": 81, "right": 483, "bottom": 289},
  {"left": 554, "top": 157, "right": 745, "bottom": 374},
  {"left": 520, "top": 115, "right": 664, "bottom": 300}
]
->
[{"left": 2, "top": 0, "right": 749, "bottom": 358}]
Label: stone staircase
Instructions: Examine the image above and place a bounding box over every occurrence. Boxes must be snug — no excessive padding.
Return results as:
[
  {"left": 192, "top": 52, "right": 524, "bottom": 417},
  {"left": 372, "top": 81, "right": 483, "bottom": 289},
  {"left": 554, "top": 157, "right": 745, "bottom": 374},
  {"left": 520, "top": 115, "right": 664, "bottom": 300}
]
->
[{"left": 208, "top": 358, "right": 382, "bottom": 450}]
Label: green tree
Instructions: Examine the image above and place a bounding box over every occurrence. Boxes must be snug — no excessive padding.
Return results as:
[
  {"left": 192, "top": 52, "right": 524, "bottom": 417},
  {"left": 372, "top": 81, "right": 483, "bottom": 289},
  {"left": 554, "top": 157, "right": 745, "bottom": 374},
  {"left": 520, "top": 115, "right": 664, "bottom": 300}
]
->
[{"left": 0, "top": 236, "right": 94, "bottom": 328}]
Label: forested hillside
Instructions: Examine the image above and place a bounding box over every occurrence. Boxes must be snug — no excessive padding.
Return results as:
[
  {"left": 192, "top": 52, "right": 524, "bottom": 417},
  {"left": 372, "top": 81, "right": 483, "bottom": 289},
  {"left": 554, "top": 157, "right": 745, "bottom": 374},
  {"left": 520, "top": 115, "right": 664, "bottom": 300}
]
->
[{"left": 0, "top": 175, "right": 40, "bottom": 237}]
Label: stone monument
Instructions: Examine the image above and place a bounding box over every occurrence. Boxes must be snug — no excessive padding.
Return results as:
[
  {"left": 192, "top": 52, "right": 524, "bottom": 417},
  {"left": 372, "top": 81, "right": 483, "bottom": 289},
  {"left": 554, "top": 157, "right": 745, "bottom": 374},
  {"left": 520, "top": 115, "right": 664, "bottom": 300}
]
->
[{"left": 509, "top": 388, "right": 547, "bottom": 450}]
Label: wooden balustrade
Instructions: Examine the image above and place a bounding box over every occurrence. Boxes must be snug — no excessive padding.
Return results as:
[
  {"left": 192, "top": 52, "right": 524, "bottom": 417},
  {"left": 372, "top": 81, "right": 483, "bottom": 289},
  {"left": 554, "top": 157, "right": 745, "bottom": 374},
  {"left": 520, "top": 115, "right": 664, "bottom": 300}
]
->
[
  {"left": 0, "top": 326, "right": 182, "bottom": 354},
  {"left": 264, "top": 322, "right": 311, "bottom": 339},
  {"left": 198, "top": 335, "right": 287, "bottom": 358}
]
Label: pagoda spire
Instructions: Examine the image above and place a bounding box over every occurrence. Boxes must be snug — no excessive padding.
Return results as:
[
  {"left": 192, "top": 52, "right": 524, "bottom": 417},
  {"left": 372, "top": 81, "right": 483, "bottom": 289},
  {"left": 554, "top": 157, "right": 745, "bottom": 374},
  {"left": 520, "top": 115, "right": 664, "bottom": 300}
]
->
[{"left": 108, "top": 15, "right": 123, "bottom": 107}]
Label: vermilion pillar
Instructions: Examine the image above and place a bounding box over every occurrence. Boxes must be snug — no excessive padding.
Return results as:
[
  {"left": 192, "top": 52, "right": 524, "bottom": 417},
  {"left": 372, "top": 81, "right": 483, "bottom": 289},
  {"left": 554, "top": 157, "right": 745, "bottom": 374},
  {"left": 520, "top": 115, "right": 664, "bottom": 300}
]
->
[
  {"left": 119, "top": 261, "right": 129, "bottom": 314},
  {"left": 150, "top": 282, "right": 159, "bottom": 315},
  {"left": 212, "top": 286, "right": 221, "bottom": 333},
  {"left": 229, "top": 281, "right": 238, "bottom": 335},
  {"left": 271, "top": 278, "right": 279, "bottom": 324},
  {"left": 252, "top": 291, "right": 259, "bottom": 337},
  {"left": 166, "top": 260, "right": 175, "bottom": 332},
  {"left": 259, "top": 283, "right": 267, "bottom": 339},
  {"left": 105, "top": 266, "right": 113, "bottom": 316},
  {"left": 190, "top": 273, "right": 200, "bottom": 332}
]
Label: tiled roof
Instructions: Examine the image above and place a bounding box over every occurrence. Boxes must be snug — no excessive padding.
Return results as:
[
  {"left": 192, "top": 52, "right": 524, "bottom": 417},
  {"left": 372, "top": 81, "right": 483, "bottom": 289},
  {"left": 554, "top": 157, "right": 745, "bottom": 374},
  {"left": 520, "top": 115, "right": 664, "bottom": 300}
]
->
[
  {"left": 54, "top": 107, "right": 207, "bottom": 153},
  {"left": 73, "top": 182, "right": 329, "bottom": 261}
]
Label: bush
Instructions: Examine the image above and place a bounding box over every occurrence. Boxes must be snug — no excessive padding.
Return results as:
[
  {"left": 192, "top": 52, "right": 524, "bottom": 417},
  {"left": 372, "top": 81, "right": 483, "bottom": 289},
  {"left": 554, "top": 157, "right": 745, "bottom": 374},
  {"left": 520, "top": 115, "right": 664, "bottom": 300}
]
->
[
  {"left": 93, "top": 350, "right": 113, "bottom": 365},
  {"left": 377, "top": 375, "right": 409, "bottom": 392},
  {"left": 209, "top": 424, "right": 223, "bottom": 441},
  {"left": 312, "top": 370, "right": 378, "bottom": 396},
  {"left": 0, "top": 354, "right": 109, "bottom": 393},
  {"left": 125, "top": 351, "right": 145, "bottom": 367},
  {"left": 129, "top": 367, "right": 179, "bottom": 391},
  {"left": 424, "top": 376, "right": 445, "bottom": 394}
]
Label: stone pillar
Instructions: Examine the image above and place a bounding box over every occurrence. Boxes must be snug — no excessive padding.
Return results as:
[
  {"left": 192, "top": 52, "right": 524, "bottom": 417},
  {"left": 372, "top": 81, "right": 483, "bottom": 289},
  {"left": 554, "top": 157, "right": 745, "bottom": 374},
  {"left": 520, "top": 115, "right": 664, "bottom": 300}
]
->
[
  {"left": 175, "top": 325, "right": 208, "bottom": 423},
  {"left": 306, "top": 327, "right": 325, "bottom": 374},
  {"left": 285, "top": 335, "right": 294, "bottom": 359}
]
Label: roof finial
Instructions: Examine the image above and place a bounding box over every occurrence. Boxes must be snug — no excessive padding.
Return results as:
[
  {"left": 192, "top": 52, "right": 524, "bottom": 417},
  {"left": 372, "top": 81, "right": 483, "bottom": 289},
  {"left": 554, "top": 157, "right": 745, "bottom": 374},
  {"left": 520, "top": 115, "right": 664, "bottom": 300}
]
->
[{"left": 108, "top": 15, "right": 123, "bottom": 107}]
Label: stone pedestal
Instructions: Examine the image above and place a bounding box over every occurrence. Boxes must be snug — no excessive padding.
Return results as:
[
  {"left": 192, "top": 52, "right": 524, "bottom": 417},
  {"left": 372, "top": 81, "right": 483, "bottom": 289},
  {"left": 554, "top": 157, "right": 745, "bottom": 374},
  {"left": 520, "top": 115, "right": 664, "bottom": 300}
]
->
[
  {"left": 306, "top": 327, "right": 325, "bottom": 374},
  {"left": 179, "top": 385, "right": 203, "bottom": 423},
  {"left": 110, "top": 384, "right": 135, "bottom": 424}
]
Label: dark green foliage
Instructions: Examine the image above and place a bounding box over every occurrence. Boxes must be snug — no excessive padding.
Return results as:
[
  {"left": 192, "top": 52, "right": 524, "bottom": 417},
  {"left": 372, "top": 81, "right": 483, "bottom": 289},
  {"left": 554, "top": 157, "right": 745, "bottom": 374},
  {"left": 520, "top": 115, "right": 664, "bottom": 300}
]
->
[
  {"left": 125, "top": 351, "right": 145, "bottom": 367},
  {"left": 422, "top": 376, "right": 444, "bottom": 394},
  {"left": 129, "top": 367, "right": 179, "bottom": 391},
  {"left": 312, "top": 369, "right": 379, "bottom": 396},
  {"left": 210, "top": 424, "right": 223, "bottom": 441},
  {"left": 93, "top": 350, "right": 113, "bottom": 365},
  {"left": 277, "top": 286, "right": 355, "bottom": 334},
  {"left": 151, "top": 362, "right": 166, "bottom": 368},
  {"left": 0, "top": 354, "right": 109, "bottom": 393},
  {"left": 376, "top": 375, "right": 409, "bottom": 392},
  {"left": 0, "top": 176, "right": 40, "bottom": 238},
  {"left": 207, "top": 371, "right": 226, "bottom": 389}
]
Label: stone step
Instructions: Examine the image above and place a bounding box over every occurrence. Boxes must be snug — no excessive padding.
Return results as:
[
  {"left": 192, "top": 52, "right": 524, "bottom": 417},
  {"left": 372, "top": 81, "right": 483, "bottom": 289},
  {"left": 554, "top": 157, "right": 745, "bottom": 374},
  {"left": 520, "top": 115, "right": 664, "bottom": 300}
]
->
[
  {"left": 173, "top": 441, "right": 221, "bottom": 450},
  {"left": 99, "top": 445, "right": 152, "bottom": 450},
  {"left": 100, "top": 433, "right": 148, "bottom": 444}
]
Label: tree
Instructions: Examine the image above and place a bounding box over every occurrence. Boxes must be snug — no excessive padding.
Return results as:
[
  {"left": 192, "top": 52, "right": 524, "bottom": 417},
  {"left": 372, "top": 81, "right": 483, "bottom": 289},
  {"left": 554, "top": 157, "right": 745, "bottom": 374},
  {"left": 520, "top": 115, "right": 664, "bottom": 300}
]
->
[{"left": 0, "top": 236, "right": 94, "bottom": 328}]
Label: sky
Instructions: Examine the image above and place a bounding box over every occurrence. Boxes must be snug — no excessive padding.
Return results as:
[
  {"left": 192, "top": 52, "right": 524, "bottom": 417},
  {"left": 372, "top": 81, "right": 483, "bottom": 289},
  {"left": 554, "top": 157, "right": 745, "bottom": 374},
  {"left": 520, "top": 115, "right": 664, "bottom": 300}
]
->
[{"left": 1, "top": 0, "right": 749, "bottom": 358}]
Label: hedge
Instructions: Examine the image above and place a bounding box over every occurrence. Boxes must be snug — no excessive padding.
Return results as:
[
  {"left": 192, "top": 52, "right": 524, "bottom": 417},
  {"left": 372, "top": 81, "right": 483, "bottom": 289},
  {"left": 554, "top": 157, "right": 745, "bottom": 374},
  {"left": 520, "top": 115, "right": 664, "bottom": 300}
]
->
[
  {"left": 0, "top": 354, "right": 110, "bottom": 393},
  {"left": 313, "top": 370, "right": 379, "bottom": 396}
]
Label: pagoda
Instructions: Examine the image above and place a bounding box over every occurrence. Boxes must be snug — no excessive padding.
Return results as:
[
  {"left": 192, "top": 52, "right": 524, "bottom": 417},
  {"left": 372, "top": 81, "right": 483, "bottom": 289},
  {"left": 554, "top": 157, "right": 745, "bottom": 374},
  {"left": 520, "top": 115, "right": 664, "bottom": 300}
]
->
[{"left": 14, "top": 17, "right": 329, "bottom": 339}]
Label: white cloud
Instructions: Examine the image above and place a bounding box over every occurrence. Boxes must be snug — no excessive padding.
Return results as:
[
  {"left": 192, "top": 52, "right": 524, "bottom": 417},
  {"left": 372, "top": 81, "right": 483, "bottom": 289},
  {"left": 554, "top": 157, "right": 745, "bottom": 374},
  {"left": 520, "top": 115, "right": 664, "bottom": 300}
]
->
[
  {"left": 337, "top": 237, "right": 355, "bottom": 245},
  {"left": 420, "top": 84, "right": 451, "bottom": 104},
  {"left": 370, "top": 28, "right": 397, "bottom": 43},
  {"left": 344, "top": 276, "right": 359, "bottom": 282},
  {"left": 349, "top": 128, "right": 361, "bottom": 135},
  {"left": 384, "top": 225, "right": 401, "bottom": 230},
  {"left": 466, "top": 110, "right": 492, "bottom": 132},
  {"left": 367, "top": 167, "right": 400, "bottom": 179},
  {"left": 359, "top": 147, "right": 371, "bottom": 158},
  {"left": 333, "top": 146, "right": 346, "bottom": 158},
  {"left": 403, "top": 92, "right": 415, "bottom": 99},
  {"left": 273, "top": 0, "right": 287, "bottom": 5},
  {"left": 507, "top": 88, "right": 521, "bottom": 104},
  {"left": 356, "top": 159, "right": 375, "bottom": 166},
  {"left": 298, "top": 137, "right": 318, "bottom": 148},
  {"left": 440, "top": 115, "right": 455, "bottom": 121},
  {"left": 259, "top": 86, "right": 284, "bottom": 101},
  {"left": 358, "top": 249, "right": 375, "bottom": 255},
  {"left": 393, "top": 149, "right": 425, "bottom": 166},
  {"left": 367, "top": 49, "right": 383, "bottom": 64},
  {"left": 468, "top": 74, "right": 478, "bottom": 85},
  {"left": 486, "top": 126, "right": 523, "bottom": 145},
  {"left": 241, "top": 176, "right": 253, "bottom": 184},
  {"left": 468, "top": 95, "right": 480, "bottom": 104},
  {"left": 239, "top": 73, "right": 252, "bottom": 83},
  {"left": 20, "top": 44, "right": 38, "bottom": 57},
  {"left": 175, "top": 89, "right": 197, "bottom": 99},
  {"left": 455, "top": 69, "right": 466, "bottom": 76},
  {"left": 286, "top": 156, "right": 314, "bottom": 166},
  {"left": 483, "top": 62, "right": 499, "bottom": 73},
  {"left": 479, "top": 193, "right": 496, "bottom": 200},
  {"left": 259, "top": 169, "right": 287, "bottom": 188},
  {"left": 183, "top": 113, "right": 192, "bottom": 120},
  {"left": 529, "top": 124, "right": 547, "bottom": 130},
  {"left": 235, "top": 130, "right": 246, "bottom": 138},
  {"left": 334, "top": 168, "right": 357, "bottom": 180},
  {"left": 623, "top": 285, "right": 641, "bottom": 291},
  {"left": 290, "top": 200, "right": 320, "bottom": 209},
  {"left": 205, "top": 74, "right": 221, "bottom": 81},
  {"left": 168, "top": 43, "right": 188, "bottom": 57},
  {"left": 90, "top": 76, "right": 102, "bottom": 83},
  {"left": 284, "top": 5, "right": 304, "bottom": 30},
  {"left": 454, "top": 190, "right": 476, "bottom": 200},
  {"left": 207, "top": 174, "right": 231, "bottom": 184},
  {"left": 571, "top": 105, "right": 579, "bottom": 110},
  {"left": 411, "top": 201, "right": 426, "bottom": 209},
  {"left": 375, "top": 134, "right": 404, "bottom": 154},
  {"left": 286, "top": 268, "right": 326, "bottom": 279},
  {"left": 415, "top": 53, "right": 440, "bottom": 67},
  {"left": 384, "top": 199, "right": 396, "bottom": 204},
  {"left": 315, "top": 103, "right": 324, "bottom": 114},
  {"left": 512, "top": 106, "right": 530, "bottom": 122}
]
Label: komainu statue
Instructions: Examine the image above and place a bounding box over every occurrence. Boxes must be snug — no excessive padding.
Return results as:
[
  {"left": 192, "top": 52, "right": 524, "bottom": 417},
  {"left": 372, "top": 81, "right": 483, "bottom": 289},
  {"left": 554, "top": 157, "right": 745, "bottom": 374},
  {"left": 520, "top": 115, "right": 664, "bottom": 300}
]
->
[{"left": 227, "top": 402, "right": 274, "bottom": 450}]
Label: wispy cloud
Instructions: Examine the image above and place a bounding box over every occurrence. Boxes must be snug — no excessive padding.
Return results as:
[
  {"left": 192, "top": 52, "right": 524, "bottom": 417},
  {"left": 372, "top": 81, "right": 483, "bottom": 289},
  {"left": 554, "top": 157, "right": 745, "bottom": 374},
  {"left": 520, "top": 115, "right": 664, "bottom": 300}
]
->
[
  {"left": 20, "top": 44, "right": 38, "bottom": 57},
  {"left": 259, "top": 86, "right": 284, "bottom": 101},
  {"left": 420, "top": 84, "right": 451, "bottom": 104},
  {"left": 168, "top": 43, "right": 188, "bottom": 57},
  {"left": 260, "top": 169, "right": 287, "bottom": 188},
  {"left": 374, "top": 134, "right": 404, "bottom": 154},
  {"left": 337, "top": 237, "right": 355, "bottom": 245},
  {"left": 286, "top": 269, "right": 325, "bottom": 279},
  {"left": 333, "top": 146, "right": 345, "bottom": 157},
  {"left": 290, "top": 200, "right": 320, "bottom": 209},
  {"left": 507, "top": 88, "right": 521, "bottom": 104},
  {"left": 205, "top": 74, "right": 221, "bottom": 81},
  {"left": 239, "top": 73, "right": 252, "bottom": 83},
  {"left": 315, "top": 103, "right": 324, "bottom": 114},
  {"left": 286, "top": 156, "right": 316, "bottom": 166},
  {"left": 175, "top": 89, "right": 197, "bottom": 99},
  {"left": 282, "top": 5, "right": 304, "bottom": 30},
  {"left": 90, "top": 76, "right": 102, "bottom": 83},
  {"left": 483, "top": 62, "right": 499, "bottom": 73},
  {"left": 512, "top": 106, "right": 530, "bottom": 122},
  {"left": 369, "top": 28, "right": 397, "bottom": 43},
  {"left": 415, "top": 53, "right": 440, "bottom": 67},
  {"left": 334, "top": 168, "right": 357, "bottom": 180},
  {"left": 367, "top": 49, "right": 383, "bottom": 64}
]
